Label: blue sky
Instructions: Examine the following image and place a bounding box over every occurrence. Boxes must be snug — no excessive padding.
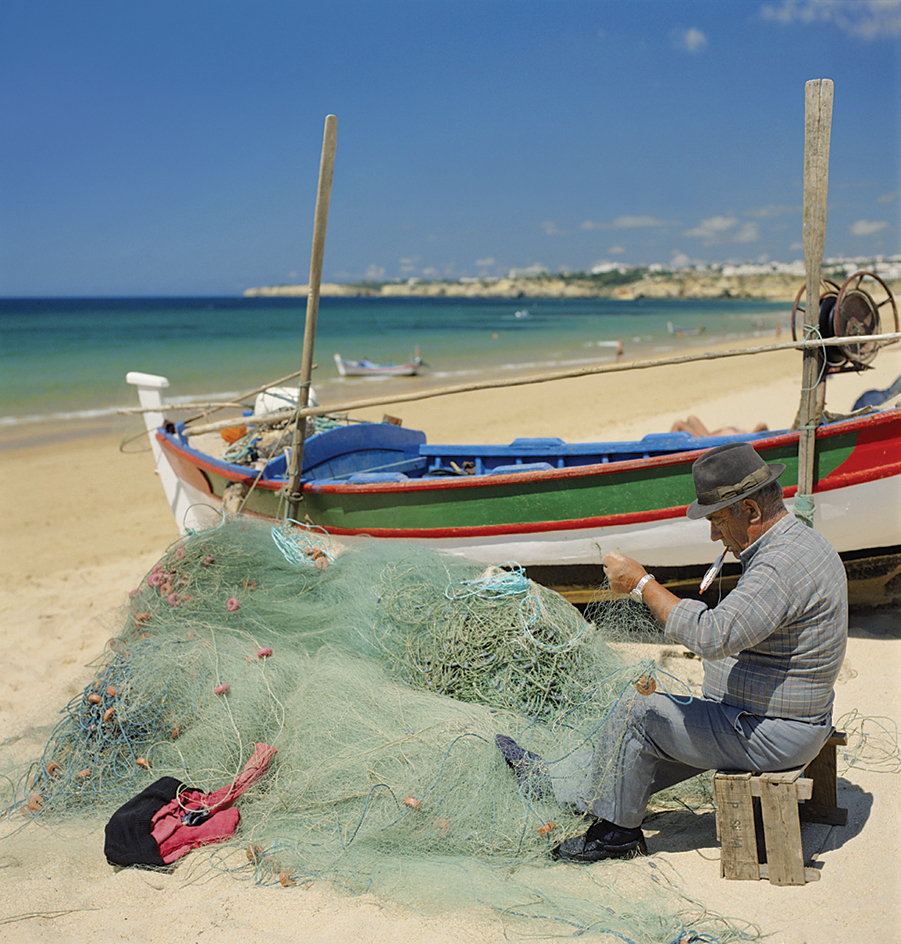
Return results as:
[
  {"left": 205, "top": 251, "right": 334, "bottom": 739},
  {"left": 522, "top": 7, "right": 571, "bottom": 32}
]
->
[{"left": 2, "top": 0, "right": 899, "bottom": 296}]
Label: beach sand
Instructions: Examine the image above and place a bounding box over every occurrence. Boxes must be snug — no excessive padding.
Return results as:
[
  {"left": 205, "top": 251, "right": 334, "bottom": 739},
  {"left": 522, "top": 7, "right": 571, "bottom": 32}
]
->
[{"left": 1, "top": 336, "right": 899, "bottom": 942}]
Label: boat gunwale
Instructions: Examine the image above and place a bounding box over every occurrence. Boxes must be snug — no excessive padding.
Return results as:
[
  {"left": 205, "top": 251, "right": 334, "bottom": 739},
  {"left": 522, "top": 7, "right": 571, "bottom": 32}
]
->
[{"left": 154, "top": 406, "right": 901, "bottom": 499}]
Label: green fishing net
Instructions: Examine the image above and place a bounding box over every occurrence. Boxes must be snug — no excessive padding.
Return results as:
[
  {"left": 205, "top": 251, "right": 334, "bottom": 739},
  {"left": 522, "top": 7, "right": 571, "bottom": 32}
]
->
[{"left": 2, "top": 515, "right": 753, "bottom": 943}]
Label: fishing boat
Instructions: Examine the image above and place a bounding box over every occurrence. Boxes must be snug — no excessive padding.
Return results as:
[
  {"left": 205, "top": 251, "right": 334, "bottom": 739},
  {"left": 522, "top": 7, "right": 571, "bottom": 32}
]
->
[
  {"left": 126, "top": 370, "right": 901, "bottom": 605},
  {"left": 667, "top": 321, "right": 705, "bottom": 337},
  {"left": 334, "top": 351, "right": 423, "bottom": 377}
]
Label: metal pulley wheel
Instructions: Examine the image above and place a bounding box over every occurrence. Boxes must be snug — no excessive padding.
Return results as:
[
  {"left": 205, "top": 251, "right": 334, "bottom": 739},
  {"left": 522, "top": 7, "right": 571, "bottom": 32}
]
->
[{"left": 832, "top": 271, "right": 899, "bottom": 368}]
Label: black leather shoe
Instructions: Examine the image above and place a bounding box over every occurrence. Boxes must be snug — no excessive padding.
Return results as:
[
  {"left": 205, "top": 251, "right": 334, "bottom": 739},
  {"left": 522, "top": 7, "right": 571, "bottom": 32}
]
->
[
  {"left": 551, "top": 819, "right": 647, "bottom": 862},
  {"left": 495, "top": 734, "right": 552, "bottom": 799}
]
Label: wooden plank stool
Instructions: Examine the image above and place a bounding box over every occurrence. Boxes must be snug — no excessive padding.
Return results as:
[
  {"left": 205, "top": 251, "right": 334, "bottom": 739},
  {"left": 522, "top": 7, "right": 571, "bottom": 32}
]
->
[{"left": 713, "top": 732, "right": 847, "bottom": 886}]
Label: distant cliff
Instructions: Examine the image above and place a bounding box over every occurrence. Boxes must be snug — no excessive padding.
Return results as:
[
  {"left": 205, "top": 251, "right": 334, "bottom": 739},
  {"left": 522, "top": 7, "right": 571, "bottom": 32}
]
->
[{"left": 244, "top": 272, "right": 900, "bottom": 304}]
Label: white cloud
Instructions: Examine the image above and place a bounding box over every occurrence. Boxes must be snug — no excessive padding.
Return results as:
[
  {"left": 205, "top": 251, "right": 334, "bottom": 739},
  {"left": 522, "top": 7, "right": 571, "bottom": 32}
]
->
[
  {"left": 684, "top": 216, "right": 762, "bottom": 245},
  {"left": 734, "top": 222, "right": 762, "bottom": 243},
  {"left": 670, "top": 27, "right": 708, "bottom": 52},
  {"left": 608, "top": 245, "right": 626, "bottom": 255},
  {"left": 760, "top": 0, "right": 901, "bottom": 40},
  {"left": 878, "top": 190, "right": 900, "bottom": 204},
  {"left": 540, "top": 220, "right": 565, "bottom": 236},
  {"left": 850, "top": 219, "right": 889, "bottom": 236},
  {"left": 746, "top": 203, "right": 799, "bottom": 218},
  {"left": 475, "top": 257, "right": 496, "bottom": 267},
  {"left": 365, "top": 264, "right": 386, "bottom": 280},
  {"left": 612, "top": 215, "right": 669, "bottom": 228},
  {"left": 669, "top": 251, "right": 694, "bottom": 269},
  {"left": 684, "top": 215, "right": 739, "bottom": 241},
  {"left": 583, "top": 215, "right": 670, "bottom": 230},
  {"left": 761, "top": 0, "right": 817, "bottom": 25}
]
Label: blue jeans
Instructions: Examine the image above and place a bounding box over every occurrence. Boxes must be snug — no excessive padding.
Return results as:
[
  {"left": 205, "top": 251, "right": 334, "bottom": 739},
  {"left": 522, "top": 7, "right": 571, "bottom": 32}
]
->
[{"left": 548, "top": 691, "right": 833, "bottom": 829}]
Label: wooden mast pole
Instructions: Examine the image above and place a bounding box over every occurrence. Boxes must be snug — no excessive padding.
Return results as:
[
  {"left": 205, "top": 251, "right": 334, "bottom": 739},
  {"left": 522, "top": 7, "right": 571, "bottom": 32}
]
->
[
  {"left": 795, "top": 79, "right": 833, "bottom": 528},
  {"left": 286, "top": 115, "right": 337, "bottom": 520}
]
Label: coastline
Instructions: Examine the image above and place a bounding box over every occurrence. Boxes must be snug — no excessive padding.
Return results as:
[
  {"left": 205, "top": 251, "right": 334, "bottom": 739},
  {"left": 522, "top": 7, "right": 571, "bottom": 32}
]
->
[
  {"left": 243, "top": 272, "right": 901, "bottom": 303},
  {"left": 0, "top": 331, "right": 790, "bottom": 452}
]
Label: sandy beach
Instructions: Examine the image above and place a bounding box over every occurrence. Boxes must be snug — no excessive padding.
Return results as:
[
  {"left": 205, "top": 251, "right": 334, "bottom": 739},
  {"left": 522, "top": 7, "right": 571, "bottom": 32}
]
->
[{"left": 1, "top": 335, "right": 899, "bottom": 943}]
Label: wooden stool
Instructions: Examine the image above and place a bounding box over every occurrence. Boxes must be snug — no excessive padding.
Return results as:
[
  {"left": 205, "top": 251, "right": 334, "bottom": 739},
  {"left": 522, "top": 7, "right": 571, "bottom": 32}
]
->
[{"left": 713, "top": 732, "right": 847, "bottom": 886}]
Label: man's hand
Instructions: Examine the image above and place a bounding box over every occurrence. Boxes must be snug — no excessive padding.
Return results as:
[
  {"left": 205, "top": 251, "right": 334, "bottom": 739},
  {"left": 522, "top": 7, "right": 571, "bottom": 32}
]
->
[
  {"left": 602, "top": 551, "right": 682, "bottom": 626},
  {"left": 602, "top": 551, "right": 647, "bottom": 596}
]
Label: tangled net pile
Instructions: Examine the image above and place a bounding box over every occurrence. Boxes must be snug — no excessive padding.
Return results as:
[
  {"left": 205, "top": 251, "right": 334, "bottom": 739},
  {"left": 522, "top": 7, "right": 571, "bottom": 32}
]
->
[{"left": 2, "top": 515, "right": 755, "bottom": 943}]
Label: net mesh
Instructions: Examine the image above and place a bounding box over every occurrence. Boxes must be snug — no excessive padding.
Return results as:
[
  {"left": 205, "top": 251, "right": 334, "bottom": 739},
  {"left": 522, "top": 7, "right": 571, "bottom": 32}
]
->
[{"left": 2, "top": 515, "right": 756, "bottom": 942}]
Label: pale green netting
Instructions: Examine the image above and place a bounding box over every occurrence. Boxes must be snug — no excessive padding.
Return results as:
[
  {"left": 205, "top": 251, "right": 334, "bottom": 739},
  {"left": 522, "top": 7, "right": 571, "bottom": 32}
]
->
[{"left": 1, "top": 515, "right": 754, "bottom": 943}]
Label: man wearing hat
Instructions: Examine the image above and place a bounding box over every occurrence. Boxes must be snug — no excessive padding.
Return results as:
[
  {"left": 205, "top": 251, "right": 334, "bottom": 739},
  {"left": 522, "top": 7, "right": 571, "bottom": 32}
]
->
[{"left": 497, "top": 442, "right": 848, "bottom": 862}]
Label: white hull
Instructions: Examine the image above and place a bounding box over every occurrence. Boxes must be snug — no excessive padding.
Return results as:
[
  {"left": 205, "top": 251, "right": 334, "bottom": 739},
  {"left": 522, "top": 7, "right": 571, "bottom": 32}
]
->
[{"left": 330, "top": 475, "right": 901, "bottom": 570}]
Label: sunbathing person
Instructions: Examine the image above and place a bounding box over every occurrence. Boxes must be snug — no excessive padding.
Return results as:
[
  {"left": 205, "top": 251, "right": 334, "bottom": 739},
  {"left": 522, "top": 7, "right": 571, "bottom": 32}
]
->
[{"left": 670, "top": 415, "right": 768, "bottom": 437}]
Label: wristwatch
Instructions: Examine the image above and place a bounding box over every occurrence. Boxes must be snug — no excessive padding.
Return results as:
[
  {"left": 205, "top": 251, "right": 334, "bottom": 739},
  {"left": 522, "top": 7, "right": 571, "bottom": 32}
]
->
[{"left": 630, "top": 574, "right": 656, "bottom": 602}]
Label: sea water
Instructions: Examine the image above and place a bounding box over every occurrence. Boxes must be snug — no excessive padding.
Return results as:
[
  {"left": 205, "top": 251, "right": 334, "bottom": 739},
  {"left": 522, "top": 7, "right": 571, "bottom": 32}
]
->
[{"left": 0, "top": 295, "right": 790, "bottom": 427}]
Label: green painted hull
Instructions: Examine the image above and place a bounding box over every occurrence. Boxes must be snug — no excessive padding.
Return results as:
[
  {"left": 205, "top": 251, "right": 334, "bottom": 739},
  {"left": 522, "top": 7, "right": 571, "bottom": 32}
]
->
[{"left": 157, "top": 409, "right": 901, "bottom": 571}]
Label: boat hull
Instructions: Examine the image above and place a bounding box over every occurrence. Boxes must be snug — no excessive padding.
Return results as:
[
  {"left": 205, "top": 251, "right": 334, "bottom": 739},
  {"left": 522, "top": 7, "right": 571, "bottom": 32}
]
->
[
  {"left": 334, "top": 353, "right": 422, "bottom": 376},
  {"left": 153, "top": 409, "right": 901, "bottom": 603}
]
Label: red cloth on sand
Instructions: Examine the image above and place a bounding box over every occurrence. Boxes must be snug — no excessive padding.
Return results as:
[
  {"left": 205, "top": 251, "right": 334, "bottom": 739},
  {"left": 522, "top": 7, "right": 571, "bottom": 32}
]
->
[{"left": 150, "top": 742, "right": 276, "bottom": 864}]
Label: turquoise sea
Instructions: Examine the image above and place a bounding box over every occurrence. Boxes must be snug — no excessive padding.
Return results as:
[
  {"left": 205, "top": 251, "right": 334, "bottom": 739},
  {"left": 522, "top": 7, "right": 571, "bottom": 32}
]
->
[{"left": 0, "top": 295, "right": 791, "bottom": 427}]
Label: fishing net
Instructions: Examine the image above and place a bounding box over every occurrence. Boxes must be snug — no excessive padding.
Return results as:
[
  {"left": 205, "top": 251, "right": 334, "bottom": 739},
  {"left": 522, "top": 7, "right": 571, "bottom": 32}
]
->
[{"left": 1, "top": 515, "right": 753, "bottom": 943}]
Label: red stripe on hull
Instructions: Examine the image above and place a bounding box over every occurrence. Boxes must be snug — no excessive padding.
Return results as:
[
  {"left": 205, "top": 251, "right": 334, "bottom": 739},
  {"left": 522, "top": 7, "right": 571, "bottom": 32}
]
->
[{"left": 319, "top": 503, "right": 690, "bottom": 539}]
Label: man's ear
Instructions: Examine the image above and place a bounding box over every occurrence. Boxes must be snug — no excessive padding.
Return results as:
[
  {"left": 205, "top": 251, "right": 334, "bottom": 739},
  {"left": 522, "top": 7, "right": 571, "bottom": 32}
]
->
[{"left": 744, "top": 498, "right": 763, "bottom": 525}]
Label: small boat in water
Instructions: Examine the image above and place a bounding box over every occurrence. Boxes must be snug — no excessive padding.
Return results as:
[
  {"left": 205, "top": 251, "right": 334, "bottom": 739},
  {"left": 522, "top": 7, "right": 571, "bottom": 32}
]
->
[
  {"left": 667, "top": 321, "right": 706, "bottom": 337},
  {"left": 334, "top": 351, "right": 423, "bottom": 377}
]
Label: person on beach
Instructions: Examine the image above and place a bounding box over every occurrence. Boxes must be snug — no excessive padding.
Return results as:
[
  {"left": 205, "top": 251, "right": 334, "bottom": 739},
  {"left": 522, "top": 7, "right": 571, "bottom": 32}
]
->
[
  {"left": 670, "top": 414, "right": 769, "bottom": 437},
  {"left": 497, "top": 442, "right": 848, "bottom": 862}
]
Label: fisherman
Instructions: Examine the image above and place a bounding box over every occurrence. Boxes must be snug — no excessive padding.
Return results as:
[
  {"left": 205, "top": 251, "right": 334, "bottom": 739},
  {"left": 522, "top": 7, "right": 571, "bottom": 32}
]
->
[{"left": 497, "top": 441, "right": 848, "bottom": 862}]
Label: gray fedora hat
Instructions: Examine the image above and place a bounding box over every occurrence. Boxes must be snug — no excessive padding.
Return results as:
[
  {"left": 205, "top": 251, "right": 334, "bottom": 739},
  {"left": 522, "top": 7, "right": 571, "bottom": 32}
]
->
[{"left": 687, "top": 442, "right": 785, "bottom": 519}]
